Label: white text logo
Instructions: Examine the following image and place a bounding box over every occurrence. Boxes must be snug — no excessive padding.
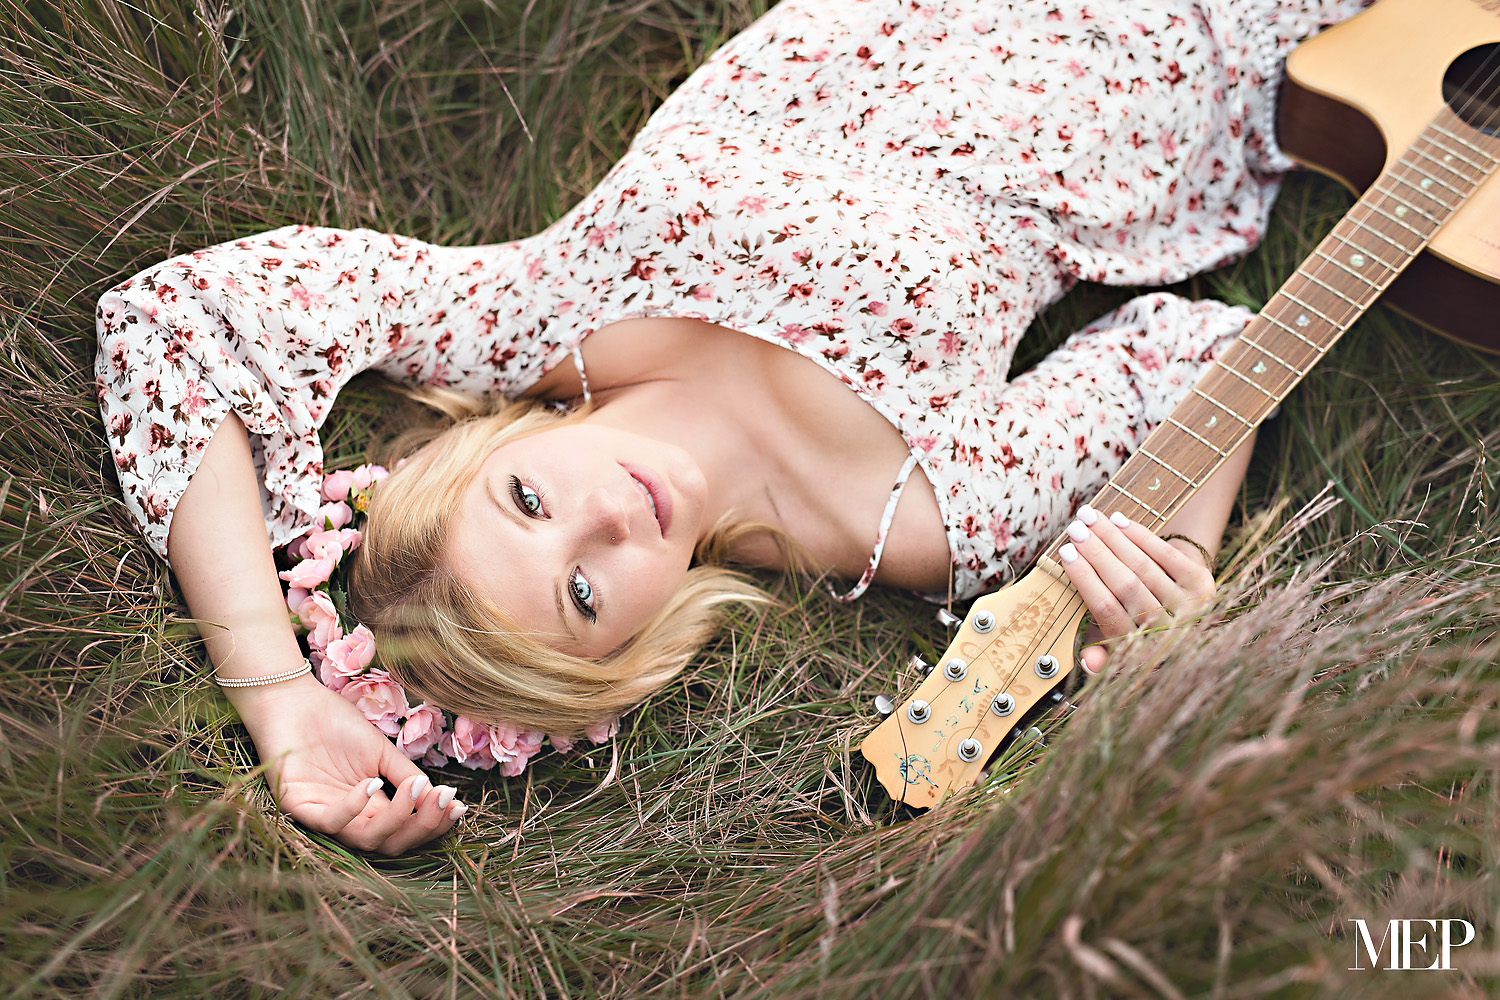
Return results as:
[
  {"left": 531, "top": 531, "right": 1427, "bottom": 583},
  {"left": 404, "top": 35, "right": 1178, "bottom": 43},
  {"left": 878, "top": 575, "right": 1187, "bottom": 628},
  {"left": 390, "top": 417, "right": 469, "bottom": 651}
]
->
[{"left": 1347, "top": 919, "right": 1475, "bottom": 971}]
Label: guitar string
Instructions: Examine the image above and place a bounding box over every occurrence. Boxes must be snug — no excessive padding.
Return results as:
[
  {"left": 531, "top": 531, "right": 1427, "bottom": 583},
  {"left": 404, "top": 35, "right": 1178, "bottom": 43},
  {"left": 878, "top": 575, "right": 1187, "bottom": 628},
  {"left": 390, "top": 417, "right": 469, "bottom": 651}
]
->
[{"left": 895, "top": 42, "right": 1500, "bottom": 801}]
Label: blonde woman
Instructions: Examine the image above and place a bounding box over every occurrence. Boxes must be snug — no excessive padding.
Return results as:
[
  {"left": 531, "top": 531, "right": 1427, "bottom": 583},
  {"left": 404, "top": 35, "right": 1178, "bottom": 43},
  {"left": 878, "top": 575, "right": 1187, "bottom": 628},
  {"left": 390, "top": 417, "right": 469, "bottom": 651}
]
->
[{"left": 97, "top": 0, "right": 1367, "bottom": 853}]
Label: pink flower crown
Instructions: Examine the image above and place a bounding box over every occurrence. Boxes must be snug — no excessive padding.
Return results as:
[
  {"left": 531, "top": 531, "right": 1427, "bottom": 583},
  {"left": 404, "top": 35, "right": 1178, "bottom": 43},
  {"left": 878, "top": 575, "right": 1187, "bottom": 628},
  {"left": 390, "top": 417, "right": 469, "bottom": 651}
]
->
[{"left": 281, "top": 464, "right": 618, "bottom": 776}]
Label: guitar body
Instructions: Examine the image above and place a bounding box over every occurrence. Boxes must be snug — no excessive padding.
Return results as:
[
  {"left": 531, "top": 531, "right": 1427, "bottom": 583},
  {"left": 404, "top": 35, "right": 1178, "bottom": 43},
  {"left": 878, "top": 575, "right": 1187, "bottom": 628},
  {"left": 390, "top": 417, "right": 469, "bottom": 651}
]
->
[
  {"left": 862, "top": 1, "right": 1500, "bottom": 807},
  {"left": 1278, "top": 0, "right": 1500, "bottom": 351}
]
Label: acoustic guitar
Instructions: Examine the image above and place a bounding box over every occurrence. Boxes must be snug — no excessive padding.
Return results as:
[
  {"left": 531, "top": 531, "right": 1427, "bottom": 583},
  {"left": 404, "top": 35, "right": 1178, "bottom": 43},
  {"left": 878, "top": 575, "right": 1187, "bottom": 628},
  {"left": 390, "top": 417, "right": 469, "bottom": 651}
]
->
[{"left": 860, "top": 0, "right": 1500, "bottom": 809}]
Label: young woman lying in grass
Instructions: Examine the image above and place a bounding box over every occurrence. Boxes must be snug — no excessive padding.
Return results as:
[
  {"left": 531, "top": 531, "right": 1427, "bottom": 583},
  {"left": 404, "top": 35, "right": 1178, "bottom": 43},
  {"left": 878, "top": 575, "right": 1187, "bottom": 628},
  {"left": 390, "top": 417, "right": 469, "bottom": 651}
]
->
[{"left": 96, "top": 0, "right": 1366, "bottom": 854}]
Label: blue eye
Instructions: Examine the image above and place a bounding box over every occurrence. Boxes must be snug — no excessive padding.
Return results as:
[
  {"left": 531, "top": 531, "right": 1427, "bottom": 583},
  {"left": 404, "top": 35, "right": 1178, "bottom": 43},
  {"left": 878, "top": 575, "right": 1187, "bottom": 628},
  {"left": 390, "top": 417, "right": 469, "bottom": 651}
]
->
[
  {"left": 569, "top": 570, "right": 597, "bottom": 623},
  {"left": 509, "top": 476, "right": 544, "bottom": 517}
]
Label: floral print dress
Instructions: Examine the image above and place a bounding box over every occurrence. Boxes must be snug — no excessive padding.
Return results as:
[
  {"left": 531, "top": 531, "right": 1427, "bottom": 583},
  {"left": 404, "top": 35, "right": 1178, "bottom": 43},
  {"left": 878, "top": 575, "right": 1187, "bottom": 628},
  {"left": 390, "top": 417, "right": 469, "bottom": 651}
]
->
[{"left": 96, "top": 0, "right": 1366, "bottom": 600}]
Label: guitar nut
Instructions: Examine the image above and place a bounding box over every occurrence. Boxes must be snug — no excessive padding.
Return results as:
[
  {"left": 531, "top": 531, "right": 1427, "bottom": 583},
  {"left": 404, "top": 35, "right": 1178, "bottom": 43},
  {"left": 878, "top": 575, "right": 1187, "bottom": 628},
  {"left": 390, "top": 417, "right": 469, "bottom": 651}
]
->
[
  {"left": 906, "top": 700, "right": 932, "bottom": 725},
  {"left": 1034, "top": 654, "right": 1059, "bottom": 679},
  {"left": 990, "top": 692, "right": 1015, "bottom": 717},
  {"left": 972, "top": 611, "right": 995, "bottom": 633},
  {"left": 957, "top": 737, "right": 982, "bottom": 762},
  {"left": 942, "top": 658, "right": 968, "bottom": 682}
]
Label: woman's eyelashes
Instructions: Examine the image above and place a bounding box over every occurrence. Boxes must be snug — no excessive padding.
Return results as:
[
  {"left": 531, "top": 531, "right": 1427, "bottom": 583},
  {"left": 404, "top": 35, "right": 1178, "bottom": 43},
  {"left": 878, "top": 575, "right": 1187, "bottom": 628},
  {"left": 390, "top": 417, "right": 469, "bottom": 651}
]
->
[
  {"left": 508, "top": 474, "right": 598, "bottom": 624},
  {"left": 568, "top": 568, "right": 598, "bottom": 623},
  {"left": 509, "top": 475, "right": 547, "bottom": 517}
]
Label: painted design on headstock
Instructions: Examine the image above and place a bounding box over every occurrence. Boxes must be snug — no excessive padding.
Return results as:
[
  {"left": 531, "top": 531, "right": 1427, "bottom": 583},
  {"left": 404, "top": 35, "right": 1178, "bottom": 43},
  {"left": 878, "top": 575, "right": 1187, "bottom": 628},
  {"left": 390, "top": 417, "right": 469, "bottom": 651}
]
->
[
  {"left": 897, "top": 753, "right": 936, "bottom": 787},
  {"left": 962, "top": 592, "right": 1054, "bottom": 689}
]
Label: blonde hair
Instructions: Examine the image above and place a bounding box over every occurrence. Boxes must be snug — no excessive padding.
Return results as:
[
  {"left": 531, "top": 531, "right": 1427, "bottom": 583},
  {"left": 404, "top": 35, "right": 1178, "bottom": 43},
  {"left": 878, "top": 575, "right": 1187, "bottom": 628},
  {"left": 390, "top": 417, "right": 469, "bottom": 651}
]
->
[{"left": 346, "top": 393, "right": 768, "bottom": 734}]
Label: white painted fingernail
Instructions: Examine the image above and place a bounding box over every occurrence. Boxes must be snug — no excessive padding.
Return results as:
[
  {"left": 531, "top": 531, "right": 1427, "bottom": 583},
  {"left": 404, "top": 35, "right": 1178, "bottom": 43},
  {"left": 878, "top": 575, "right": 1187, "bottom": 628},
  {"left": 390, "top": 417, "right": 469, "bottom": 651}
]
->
[
  {"left": 449, "top": 802, "right": 467, "bottom": 819},
  {"left": 1067, "top": 520, "right": 1091, "bottom": 542},
  {"left": 1059, "top": 542, "right": 1079, "bottom": 564},
  {"left": 364, "top": 778, "right": 383, "bottom": 796},
  {"left": 1110, "top": 511, "right": 1130, "bottom": 528},
  {"left": 409, "top": 776, "right": 428, "bottom": 801},
  {"left": 437, "top": 786, "right": 455, "bottom": 809},
  {"left": 1077, "top": 504, "right": 1099, "bottom": 525}
]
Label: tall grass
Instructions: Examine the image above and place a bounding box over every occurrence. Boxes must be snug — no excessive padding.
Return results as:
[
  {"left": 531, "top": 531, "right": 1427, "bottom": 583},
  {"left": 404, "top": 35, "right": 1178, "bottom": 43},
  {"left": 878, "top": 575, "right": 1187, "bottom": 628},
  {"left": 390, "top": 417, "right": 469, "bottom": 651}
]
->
[{"left": 3, "top": 1, "right": 1499, "bottom": 996}]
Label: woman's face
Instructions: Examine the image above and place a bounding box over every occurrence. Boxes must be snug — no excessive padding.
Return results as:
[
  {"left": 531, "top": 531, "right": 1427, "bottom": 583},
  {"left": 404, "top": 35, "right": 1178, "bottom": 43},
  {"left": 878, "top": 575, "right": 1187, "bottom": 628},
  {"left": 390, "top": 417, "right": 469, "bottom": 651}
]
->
[{"left": 447, "top": 423, "right": 708, "bottom": 658}]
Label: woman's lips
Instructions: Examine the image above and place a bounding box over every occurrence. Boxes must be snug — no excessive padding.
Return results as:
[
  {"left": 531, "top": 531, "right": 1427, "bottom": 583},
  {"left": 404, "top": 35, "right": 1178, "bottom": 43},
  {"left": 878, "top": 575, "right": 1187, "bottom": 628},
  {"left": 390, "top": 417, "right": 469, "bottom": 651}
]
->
[{"left": 623, "top": 463, "right": 672, "bottom": 538}]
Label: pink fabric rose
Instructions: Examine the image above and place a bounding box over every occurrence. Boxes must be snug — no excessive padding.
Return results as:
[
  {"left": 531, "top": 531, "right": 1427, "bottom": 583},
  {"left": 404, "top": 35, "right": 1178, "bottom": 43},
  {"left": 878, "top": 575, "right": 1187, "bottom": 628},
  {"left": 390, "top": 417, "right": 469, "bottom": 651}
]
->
[
  {"left": 280, "top": 554, "right": 337, "bottom": 589},
  {"left": 351, "top": 464, "right": 387, "bottom": 491},
  {"left": 318, "top": 500, "right": 354, "bottom": 529},
  {"left": 491, "top": 725, "right": 546, "bottom": 777},
  {"left": 441, "top": 716, "right": 498, "bottom": 770},
  {"left": 396, "top": 703, "right": 447, "bottom": 760},
  {"left": 293, "top": 590, "right": 343, "bottom": 650},
  {"left": 584, "top": 717, "right": 620, "bottom": 744},
  {"left": 340, "top": 670, "right": 409, "bottom": 737},
  {"left": 285, "top": 586, "right": 310, "bottom": 612},
  {"left": 311, "top": 649, "right": 348, "bottom": 692},
  {"left": 323, "top": 624, "right": 377, "bottom": 679},
  {"left": 322, "top": 469, "right": 355, "bottom": 501}
]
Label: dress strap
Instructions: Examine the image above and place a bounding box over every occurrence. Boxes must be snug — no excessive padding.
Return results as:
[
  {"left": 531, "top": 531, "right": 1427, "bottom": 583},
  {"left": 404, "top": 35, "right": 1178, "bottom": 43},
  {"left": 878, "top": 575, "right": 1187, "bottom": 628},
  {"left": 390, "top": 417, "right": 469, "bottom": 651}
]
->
[
  {"left": 571, "top": 346, "right": 592, "bottom": 405},
  {"left": 829, "top": 452, "right": 920, "bottom": 603}
]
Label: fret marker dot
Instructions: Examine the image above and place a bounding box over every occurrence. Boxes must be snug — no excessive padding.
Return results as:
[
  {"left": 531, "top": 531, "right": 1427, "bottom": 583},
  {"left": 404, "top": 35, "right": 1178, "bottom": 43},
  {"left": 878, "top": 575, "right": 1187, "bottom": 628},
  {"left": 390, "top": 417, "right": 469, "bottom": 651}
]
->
[
  {"left": 1296, "top": 314, "right": 1310, "bottom": 327},
  {"left": 1206, "top": 415, "right": 1217, "bottom": 428},
  {"left": 1251, "top": 360, "right": 1267, "bottom": 374},
  {"left": 1444, "top": 155, "right": 1453, "bottom": 164},
  {"left": 1148, "top": 477, "right": 1161, "bottom": 491},
  {"left": 1420, "top": 178, "right": 1434, "bottom": 190},
  {"left": 1396, "top": 206, "right": 1408, "bottom": 217},
  {"left": 1349, "top": 253, "right": 1365, "bottom": 268}
]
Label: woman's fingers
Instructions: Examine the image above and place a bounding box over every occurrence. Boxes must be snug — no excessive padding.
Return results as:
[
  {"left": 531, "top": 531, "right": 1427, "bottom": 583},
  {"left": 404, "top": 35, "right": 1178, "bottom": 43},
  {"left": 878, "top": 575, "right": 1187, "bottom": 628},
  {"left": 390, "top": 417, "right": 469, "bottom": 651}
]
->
[
  {"left": 377, "top": 783, "right": 465, "bottom": 856},
  {"left": 1059, "top": 505, "right": 1219, "bottom": 670}
]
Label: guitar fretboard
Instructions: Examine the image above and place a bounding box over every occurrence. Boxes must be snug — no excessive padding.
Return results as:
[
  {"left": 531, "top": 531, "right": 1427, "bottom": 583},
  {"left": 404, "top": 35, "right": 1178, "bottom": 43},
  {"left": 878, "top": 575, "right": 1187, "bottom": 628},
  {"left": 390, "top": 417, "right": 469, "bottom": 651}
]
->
[{"left": 1047, "top": 107, "right": 1500, "bottom": 553}]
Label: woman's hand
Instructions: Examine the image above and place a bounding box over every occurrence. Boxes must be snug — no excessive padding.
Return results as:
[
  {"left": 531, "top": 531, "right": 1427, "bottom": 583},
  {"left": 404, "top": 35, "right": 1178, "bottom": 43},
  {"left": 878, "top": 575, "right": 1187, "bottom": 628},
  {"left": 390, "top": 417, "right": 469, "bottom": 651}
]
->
[
  {"left": 1057, "top": 504, "right": 1216, "bottom": 675},
  {"left": 234, "top": 676, "right": 465, "bottom": 855}
]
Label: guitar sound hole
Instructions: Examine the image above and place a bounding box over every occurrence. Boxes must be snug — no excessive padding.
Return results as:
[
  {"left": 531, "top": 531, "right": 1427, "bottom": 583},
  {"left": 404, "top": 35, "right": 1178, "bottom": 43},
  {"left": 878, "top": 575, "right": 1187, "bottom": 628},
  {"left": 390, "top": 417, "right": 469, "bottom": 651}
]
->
[{"left": 1443, "top": 44, "right": 1500, "bottom": 136}]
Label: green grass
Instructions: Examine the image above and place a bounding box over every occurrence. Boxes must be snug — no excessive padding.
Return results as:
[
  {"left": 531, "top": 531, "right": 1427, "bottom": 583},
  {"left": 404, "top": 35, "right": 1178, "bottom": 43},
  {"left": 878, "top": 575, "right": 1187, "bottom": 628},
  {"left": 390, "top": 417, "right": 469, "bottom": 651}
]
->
[{"left": 4, "top": 0, "right": 1500, "bottom": 996}]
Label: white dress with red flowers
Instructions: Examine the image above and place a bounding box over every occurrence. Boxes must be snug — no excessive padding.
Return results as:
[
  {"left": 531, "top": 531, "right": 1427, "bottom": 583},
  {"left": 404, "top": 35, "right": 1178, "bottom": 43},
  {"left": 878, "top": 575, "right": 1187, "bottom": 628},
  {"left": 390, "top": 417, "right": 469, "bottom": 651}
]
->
[{"left": 96, "top": 0, "right": 1365, "bottom": 600}]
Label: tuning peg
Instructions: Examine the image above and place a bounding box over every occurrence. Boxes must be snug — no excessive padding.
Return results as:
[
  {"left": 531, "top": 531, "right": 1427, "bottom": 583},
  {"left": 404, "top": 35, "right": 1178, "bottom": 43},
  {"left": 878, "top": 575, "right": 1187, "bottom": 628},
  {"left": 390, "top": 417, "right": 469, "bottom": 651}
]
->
[
  {"left": 873, "top": 694, "right": 894, "bottom": 717},
  {"left": 908, "top": 654, "right": 933, "bottom": 675},
  {"left": 936, "top": 608, "right": 962, "bottom": 629}
]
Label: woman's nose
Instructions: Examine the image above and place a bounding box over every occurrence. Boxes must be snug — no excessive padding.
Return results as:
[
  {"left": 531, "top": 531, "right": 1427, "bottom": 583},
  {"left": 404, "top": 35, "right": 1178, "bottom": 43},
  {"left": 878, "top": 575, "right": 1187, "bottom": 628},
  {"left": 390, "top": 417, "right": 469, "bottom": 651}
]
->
[{"left": 583, "top": 487, "right": 630, "bottom": 543}]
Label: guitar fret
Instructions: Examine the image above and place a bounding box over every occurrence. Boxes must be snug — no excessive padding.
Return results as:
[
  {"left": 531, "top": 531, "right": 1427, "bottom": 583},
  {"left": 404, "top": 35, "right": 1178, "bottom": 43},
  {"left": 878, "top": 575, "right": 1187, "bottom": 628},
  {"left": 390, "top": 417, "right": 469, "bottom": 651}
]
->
[
  {"left": 1344, "top": 209, "right": 1420, "bottom": 255},
  {"left": 1372, "top": 181, "right": 1442, "bottom": 225},
  {"left": 1410, "top": 145, "right": 1480, "bottom": 185},
  {"left": 1218, "top": 358, "right": 1281, "bottom": 398},
  {"left": 1385, "top": 172, "right": 1458, "bottom": 213},
  {"left": 1261, "top": 314, "right": 1325, "bottom": 354},
  {"left": 1101, "top": 481, "right": 1170, "bottom": 524},
  {"left": 1237, "top": 335, "right": 1303, "bottom": 377},
  {"left": 1361, "top": 200, "right": 1425, "bottom": 240},
  {"left": 1135, "top": 447, "right": 1196, "bottom": 487},
  {"left": 1396, "top": 162, "right": 1465, "bottom": 198},
  {"left": 1305, "top": 253, "right": 1377, "bottom": 297},
  {"left": 1166, "top": 416, "right": 1230, "bottom": 457},
  {"left": 1431, "top": 124, "right": 1499, "bottom": 169},
  {"left": 1190, "top": 387, "right": 1255, "bottom": 426},
  {"left": 1281, "top": 290, "right": 1342, "bottom": 329}
]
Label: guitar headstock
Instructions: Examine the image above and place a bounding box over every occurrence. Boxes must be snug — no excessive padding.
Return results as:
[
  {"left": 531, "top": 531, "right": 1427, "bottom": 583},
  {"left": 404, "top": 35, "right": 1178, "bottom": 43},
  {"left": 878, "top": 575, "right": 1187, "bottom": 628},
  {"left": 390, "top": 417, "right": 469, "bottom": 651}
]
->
[{"left": 859, "top": 558, "right": 1087, "bottom": 808}]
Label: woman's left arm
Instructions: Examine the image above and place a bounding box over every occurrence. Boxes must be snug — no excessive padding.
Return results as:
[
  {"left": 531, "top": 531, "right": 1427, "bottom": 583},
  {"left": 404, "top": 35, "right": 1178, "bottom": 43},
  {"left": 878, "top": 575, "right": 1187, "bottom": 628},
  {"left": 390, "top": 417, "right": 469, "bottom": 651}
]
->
[{"left": 1058, "top": 430, "right": 1255, "bottom": 674}]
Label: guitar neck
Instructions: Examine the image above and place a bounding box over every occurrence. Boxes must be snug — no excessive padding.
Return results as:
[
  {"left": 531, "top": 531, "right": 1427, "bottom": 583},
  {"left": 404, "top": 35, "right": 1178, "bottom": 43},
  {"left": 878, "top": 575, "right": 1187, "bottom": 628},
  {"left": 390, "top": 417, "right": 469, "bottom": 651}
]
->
[{"left": 1052, "top": 108, "right": 1500, "bottom": 549}]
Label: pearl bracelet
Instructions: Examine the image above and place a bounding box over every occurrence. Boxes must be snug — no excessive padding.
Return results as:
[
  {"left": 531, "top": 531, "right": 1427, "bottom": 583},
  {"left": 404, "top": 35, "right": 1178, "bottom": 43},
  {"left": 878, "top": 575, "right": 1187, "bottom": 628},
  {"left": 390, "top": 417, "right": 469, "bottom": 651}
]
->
[{"left": 214, "top": 660, "right": 313, "bottom": 688}]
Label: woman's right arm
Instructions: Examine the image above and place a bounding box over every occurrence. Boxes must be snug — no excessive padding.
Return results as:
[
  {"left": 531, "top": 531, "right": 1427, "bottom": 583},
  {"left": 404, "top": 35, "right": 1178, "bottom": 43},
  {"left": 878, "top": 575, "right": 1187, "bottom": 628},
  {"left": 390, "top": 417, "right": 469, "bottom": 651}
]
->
[
  {"left": 170, "top": 413, "right": 461, "bottom": 853},
  {"left": 94, "top": 226, "right": 525, "bottom": 852}
]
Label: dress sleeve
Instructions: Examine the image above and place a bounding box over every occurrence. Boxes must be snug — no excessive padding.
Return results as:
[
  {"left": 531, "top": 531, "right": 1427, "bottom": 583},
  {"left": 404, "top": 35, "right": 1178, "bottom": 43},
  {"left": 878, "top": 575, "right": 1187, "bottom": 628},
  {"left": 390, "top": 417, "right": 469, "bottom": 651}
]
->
[
  {"left": 949, "top": 291, "right": 1253, "bottom": 598},
  {"left": 94, "top": 224, "right": 513, "bottom": 560}
]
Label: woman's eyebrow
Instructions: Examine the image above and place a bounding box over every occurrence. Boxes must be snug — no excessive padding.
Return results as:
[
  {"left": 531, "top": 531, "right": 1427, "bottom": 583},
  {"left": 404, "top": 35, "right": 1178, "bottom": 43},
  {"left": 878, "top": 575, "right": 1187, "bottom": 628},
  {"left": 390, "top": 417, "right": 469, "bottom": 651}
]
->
[
  {"left": 553, "top": 584, "right": 578, "bottom": 642},
  {"left": 485, "top": 477, "right": 529, "bottom": 528}
]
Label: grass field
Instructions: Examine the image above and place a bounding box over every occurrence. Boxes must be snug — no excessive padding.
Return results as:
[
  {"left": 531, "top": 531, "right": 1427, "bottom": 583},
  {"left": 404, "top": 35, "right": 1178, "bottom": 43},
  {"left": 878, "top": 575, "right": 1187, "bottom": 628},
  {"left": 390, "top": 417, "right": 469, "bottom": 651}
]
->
[{"left": 3, "top": 1, "right": 1500, "bottom": 996}]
